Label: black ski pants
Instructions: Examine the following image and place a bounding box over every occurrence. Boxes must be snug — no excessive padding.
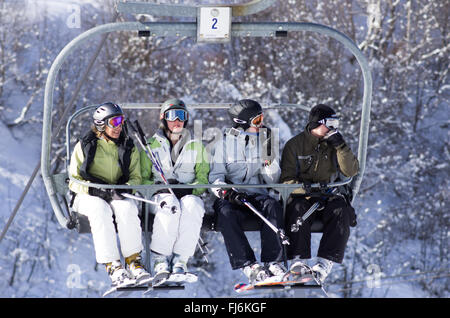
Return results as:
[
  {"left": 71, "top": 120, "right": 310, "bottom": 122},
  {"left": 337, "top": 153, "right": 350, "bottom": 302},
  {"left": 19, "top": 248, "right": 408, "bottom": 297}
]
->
[
  {"left": 213, "top": 194, "right": 284, "bottom": 270},
  {"left": 285, "top": 195, "right": 353, "bottom": 263}
]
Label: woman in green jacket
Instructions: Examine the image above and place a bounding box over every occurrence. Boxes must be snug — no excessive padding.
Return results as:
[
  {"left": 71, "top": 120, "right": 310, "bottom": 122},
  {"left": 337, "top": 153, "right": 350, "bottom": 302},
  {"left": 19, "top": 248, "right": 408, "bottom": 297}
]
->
[{"left": 69, "top": 102, "right": 150, "bottom": 288}]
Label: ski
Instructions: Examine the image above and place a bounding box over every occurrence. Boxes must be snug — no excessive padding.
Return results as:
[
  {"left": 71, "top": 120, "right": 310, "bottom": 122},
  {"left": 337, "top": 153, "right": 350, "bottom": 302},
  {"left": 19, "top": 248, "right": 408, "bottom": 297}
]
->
[
  {"left": 234, "top": 274, "right": 320, "bottom": 293},
  {"left": 143, "top": 272, "right": 198, "bottom": 295},
  {"left": 102, "top": 276, "right": 153, "bottom": 297},
  {"left": 103, "top": 281, "right": 136, "bottom": 297}
]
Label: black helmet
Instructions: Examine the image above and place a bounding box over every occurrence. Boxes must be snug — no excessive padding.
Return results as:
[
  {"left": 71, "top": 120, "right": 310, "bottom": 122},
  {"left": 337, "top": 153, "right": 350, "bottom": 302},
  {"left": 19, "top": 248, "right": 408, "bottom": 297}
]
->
[
  {"left": 308, "top": 104, "right": 338, "bottom": 130},
  {"left": 160, "top": 98, "right": 189, "bottom": 129},
  {"left": 228, "top": 99, "right": 263, "bottom": 130},
  {"left": 93, "top": 102, "right": 124, "bottom": 131}
]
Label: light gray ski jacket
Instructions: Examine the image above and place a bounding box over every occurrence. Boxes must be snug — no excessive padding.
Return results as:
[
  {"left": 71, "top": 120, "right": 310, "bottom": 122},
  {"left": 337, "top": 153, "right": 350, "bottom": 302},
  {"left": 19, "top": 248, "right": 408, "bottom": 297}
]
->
[{"left": 208, "top": 127, "right": 280, "bottom": 197}]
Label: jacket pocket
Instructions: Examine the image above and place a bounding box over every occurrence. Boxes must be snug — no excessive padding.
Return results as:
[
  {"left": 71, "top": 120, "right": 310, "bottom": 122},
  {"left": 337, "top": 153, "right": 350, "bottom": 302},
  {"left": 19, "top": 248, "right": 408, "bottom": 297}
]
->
[{"left": 297, "top": 155, "right": 313, "bottom": 173}]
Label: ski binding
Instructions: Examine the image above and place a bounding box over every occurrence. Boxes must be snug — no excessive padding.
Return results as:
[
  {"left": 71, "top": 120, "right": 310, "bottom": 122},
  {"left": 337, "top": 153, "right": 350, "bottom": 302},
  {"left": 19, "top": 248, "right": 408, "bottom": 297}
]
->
[{"left": 234, "top": 273, "right": 320, "bottom": 293}]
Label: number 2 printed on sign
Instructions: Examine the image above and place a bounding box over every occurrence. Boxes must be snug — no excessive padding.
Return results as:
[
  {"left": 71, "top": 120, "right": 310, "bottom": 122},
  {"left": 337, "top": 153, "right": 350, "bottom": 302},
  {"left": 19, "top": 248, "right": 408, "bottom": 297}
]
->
[{"left": 211, "top": 18, "right": 218, "bottom": 29}]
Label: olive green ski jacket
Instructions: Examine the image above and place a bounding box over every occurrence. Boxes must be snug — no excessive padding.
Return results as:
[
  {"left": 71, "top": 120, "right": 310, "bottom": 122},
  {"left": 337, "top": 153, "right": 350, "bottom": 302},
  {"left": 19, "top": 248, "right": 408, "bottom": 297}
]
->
[{"left": 280, "top": 127, "right": 359, "bottom": 195}]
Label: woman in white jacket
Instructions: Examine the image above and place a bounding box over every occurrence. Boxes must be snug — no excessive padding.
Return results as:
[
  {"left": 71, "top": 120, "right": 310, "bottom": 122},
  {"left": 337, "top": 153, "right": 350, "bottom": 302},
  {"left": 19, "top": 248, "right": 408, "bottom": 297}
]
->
[{"left": 140, "top": 98, "right": 209, "bottom": 282}]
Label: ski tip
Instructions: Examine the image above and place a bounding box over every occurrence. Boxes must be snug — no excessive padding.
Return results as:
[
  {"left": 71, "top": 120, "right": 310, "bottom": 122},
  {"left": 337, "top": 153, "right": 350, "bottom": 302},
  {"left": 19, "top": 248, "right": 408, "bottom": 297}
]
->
[
  {"left": 102, "top": 289, "right": 116, "bottom": 297},
  {"left": 234, "top": 283, "right": 252, "bottom": 293}
]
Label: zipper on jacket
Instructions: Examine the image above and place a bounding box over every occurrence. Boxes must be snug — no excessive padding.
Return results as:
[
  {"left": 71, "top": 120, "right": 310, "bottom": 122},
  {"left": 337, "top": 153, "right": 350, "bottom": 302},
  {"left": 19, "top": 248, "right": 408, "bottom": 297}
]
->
[{"left": 314, "top": 144, "right": 320, "bottom": 172}]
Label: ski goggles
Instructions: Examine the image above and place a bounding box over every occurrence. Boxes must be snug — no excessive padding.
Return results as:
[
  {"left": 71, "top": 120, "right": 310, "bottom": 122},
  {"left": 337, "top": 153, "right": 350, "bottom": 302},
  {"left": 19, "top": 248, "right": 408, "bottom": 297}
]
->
[
  {"left": 318, "top": 117, "right": 340, "bottom": 129},
  {"left": 164, "top": 109, "right": 188, "bottom": 122},
  {"left": 106, "top": 115, "right": 124, "bottom": 128},
  {"left": 233, "top": 113, "right": 264, "bottom": 127},
  {"left": 249, "top": 113, "right": 264, "bottom": 127}
]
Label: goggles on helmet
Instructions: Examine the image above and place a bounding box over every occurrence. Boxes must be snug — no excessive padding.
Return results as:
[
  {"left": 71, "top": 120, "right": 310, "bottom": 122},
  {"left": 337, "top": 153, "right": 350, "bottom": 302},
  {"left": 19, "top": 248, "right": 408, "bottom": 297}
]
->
[
  {"left": 250, "top": 113, "right": 264, "bottom": 127},
  {"left": 164, "top": 109, "right": 188, "bottom": 122},
  {"left": 318, "top": 117, "right": 340, "bottom": 129},
  {"left": 232, "top": 113, "right": 264, "bottom": 127},
  {"left": 106, "top": 115, "right": 124, "bottom": 128}
]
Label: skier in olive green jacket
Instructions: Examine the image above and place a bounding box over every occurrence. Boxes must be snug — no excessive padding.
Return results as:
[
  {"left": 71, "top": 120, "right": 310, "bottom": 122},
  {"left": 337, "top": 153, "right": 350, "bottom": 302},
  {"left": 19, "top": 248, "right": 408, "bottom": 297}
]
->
[{"left": 280, "top": 104, "right": 359, "bottom": 283}]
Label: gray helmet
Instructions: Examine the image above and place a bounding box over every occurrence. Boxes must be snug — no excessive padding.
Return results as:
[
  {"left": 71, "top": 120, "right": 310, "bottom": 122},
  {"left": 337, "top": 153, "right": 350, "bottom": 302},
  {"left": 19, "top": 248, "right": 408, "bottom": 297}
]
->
[
  {"left": 93, "top": 102, "right": 124, "bottom": 131},
  {"left": 228, "top": 99, "right": 262, "bottom": 130},
  {"left": 160, "top": 98, "right": 189, "bottom": 129}
]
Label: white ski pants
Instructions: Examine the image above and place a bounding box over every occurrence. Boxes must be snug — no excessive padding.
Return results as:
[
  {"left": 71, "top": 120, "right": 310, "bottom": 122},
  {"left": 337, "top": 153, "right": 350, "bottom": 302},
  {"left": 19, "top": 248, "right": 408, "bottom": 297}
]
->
[
  {"left": 149, "top": 193, "right": 205, "bottom": 258},
  {"left": 73, "top": 194, "right": 143, "bottom": 264}
]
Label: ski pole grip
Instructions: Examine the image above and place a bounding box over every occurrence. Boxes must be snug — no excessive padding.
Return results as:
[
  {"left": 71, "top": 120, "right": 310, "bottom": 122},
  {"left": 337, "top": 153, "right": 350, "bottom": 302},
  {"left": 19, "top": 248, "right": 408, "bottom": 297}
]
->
[
  {"left": 127, "top": 119, "right": 137, "bottom": 133},
  {"left": 291, "top": 219, "right": 301, "bottom": 232},
  {"left": 134, "top": 120, "right": 147, "bottom": 143}
]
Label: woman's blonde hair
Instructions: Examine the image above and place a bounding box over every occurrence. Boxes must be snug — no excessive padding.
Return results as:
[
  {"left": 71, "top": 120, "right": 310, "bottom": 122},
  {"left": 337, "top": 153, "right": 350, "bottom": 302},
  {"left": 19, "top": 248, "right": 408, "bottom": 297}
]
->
[{"left": 91, "top": 125, "right": 104, "bottom": 139}]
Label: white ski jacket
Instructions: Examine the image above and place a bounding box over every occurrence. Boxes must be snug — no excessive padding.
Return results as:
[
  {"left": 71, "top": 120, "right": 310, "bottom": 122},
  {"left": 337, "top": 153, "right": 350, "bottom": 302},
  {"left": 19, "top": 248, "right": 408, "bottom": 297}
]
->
[{"left": 140, "top": 128, "right": 209, "bottom": 196}]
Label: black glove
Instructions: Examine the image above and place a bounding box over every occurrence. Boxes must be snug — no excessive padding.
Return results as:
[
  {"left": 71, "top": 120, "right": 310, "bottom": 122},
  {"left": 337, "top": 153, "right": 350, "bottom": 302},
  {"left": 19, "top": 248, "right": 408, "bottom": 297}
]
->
[
  {"left": 166, "top": 179, "right": 192, "bottom": 199},
  {"left": 88, "top": 187, "right": 127, "bottom": 201},
  {"left": 172, "top": 188, "right": 193, "bottom": 199},
  {"left": 348, "top": 205, "right": 357, "bottom": 227},
  {"left": 88, "top": 187, "right": 112, "bottom": 201},
  {"left": 116, "top": 188, "right": 133, "bottom": 195},
  {"left": 221, "top": 188, "right": 249, "bottom": 206},
  {"left": 110, "top": 189, "right": 125, "bottom": 200},
  {"left": 167, "top": 179, "right": 179, "bottom": 185},
  {"left": 324, "top": 129, "right": 345, "bottom": 148}
]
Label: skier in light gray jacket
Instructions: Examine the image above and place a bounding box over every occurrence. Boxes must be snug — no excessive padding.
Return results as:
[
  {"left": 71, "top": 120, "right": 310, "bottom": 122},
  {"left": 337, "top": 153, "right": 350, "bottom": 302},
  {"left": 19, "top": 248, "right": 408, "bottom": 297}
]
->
[{"left": 209, "top": 99, "right": 286, "bottom": 284}]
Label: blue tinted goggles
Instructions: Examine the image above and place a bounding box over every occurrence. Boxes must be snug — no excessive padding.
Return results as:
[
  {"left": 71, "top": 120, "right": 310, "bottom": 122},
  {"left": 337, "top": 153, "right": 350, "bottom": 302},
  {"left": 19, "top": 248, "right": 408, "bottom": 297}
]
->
[
  {"left": 164, "top": 109, "right": 188, "bottom": 121},
  {"left": 318, "top": 117, "right": 340, "bottom": 129}
]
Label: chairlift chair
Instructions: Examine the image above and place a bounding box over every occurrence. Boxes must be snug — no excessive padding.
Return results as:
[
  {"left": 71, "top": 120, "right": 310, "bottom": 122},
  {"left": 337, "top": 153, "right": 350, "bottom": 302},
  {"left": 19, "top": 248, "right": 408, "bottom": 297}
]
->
[{"left": 41, "top": 0, "right": 372, "bottom": 266}]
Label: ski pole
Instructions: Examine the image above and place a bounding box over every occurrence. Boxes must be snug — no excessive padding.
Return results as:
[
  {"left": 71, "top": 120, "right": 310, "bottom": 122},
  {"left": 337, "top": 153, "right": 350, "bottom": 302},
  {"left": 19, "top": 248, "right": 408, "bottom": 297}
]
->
[
  {"left": 128, "top": 120, "right": 209, "bottom": 262},
  {"left": 121, "top": 192, "right": 178, "bottom": 213},
  {"left": 243, "top": 200, "right": 290, "bottom": 245},
  {"left": 127, "top": 120, "right": 175, "bottom": 196},
  {"left": 291, "top": 201, "right": 321, "bottom": 232},
  {"left": 232, "top": 189, "right": 289, "bottom": 245},
  {"left": 196, "top": 236, "right": 209, "bottom": 263},
  {"left": 291, "top": 187, "right": 338, "bottom": 232}
]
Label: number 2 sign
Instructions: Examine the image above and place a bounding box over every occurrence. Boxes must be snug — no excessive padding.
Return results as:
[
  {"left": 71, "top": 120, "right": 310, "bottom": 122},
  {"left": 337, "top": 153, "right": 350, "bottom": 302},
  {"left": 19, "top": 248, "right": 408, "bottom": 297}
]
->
[{"left": 197, "top": 7, "right": 232, "bottom": 43}]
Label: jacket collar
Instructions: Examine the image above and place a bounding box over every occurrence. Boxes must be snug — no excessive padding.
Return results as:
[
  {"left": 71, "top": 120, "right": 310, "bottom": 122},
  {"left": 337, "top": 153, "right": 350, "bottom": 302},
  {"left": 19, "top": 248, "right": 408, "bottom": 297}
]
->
[{"left": 305, "top": 124, "right": 322, "bottom": 147}]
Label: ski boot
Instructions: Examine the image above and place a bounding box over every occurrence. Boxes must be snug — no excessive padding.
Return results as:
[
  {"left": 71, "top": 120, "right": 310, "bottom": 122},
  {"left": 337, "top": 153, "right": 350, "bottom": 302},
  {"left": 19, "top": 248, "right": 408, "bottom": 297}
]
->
[
  {"left": 311, "top": 257, "right": 333, "bottom": 284},
  {"left": 106, "top": 260, "right": 134, "bottom": 288},
  {"left": 171, "top": 255, "right": 188, "bottom": 274},
  {"left": 265, "top": 262, "right": 288, "bottom": 282},
  {"left": 242, "top": 263, "right": 268, "bottom": 284},
  {"left": 125, "top": 253, "right": 151, "bottom": 285},
  {"left": 152, "top": 254, "right": 170, "bottom": 286}
]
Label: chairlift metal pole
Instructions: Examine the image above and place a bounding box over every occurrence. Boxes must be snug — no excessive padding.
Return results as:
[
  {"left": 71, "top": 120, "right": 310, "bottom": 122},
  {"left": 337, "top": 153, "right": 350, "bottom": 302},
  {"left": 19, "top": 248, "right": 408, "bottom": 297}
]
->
[
  {"left": 117, "top": 0, "right": 276, "bottom": 17},
  {"left": 0, "top": 12, "right": 118, "bottom": 243}
]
